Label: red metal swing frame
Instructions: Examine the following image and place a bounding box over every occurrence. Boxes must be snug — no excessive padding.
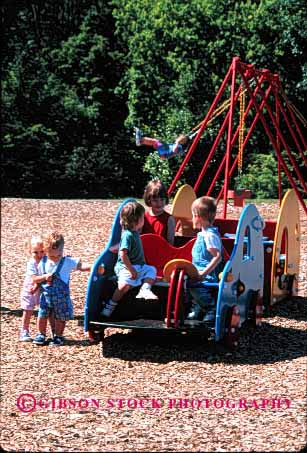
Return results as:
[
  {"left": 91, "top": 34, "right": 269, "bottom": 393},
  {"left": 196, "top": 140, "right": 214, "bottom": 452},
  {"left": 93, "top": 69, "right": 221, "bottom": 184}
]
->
[{"left": 168, "top": 57, "right": 307, "bottom": 217}]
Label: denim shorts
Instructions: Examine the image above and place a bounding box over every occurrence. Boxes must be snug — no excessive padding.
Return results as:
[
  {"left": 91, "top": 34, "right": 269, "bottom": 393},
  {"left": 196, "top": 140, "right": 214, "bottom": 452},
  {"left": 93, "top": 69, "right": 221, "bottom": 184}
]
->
[{"left": 38, "top": 278, "right": 73, "bottom": 321}]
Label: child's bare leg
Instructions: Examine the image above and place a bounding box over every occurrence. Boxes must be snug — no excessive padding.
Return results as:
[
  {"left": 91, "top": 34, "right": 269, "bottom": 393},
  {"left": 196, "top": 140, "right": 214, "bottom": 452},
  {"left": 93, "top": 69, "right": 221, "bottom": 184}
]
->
[
  {"left": 140, "top": 137, "right": 159, "bottom": 148},
  {"left": 21, "top": 310, "right": 33, "bottom": 331},
  {"left": 112, "top": 284, "right": 131, "bottom": 301},
  {"left": 37, "top": 317, "right": 48, "bottom": 335},
  {"left": 143, "top": 278, "right": 155, "bottom": 285},
  {"left": 54, "top": 320, "right": 66, "bottom": 337},
  {"left": 49, "top": 312, "right": 55, "bottom": 336}
]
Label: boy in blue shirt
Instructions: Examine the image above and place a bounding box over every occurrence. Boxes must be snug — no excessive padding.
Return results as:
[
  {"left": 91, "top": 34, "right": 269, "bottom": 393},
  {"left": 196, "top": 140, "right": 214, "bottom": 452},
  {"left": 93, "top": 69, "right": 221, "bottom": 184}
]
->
[{"left": 187, "top": 196, "right": 222, "bottom": 323}]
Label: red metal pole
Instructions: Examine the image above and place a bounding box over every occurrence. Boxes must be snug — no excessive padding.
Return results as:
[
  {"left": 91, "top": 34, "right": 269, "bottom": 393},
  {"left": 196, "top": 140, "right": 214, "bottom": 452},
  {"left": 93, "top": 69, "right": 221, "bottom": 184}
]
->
[
  {"left": 280, "top": 87, "right": 307, "bottom": 151},
  {"left": 253, "top": 78, "right": 307, "bottom": 194},
  {"left": 208, "top": 76, "right": 269, "bottom": 197},
  {"left": 216, "top": 84, "right": 273, "bottom": 203},
  {"left": 173, "top": 270, "right": 185, "bottom": 328},
  {"left": 207, "top": 155, "right": 226, "bottom": 197},
  {"left": 194, "top": 107, "right": 231, "bottom": 193},
  {"left": 193, "top": 80, "right": 249, "bottom": 193},
  {"left": 238, "top": 66, "right": 307, "bottom": 216},
  {"left": 273, "top": 88, "right": 307, "bottom": 167},
  {"left": 168, "top": 63, "right": 233, "bottom": 196},
  {"left": 166, "top": 269, "right": 178, "bottom": 328},
  {"left": 223, "top": 57, "right": 239, "bottom": 219},
  {"left": 276, "top": 94, "right": 282, "bottom": 206}
]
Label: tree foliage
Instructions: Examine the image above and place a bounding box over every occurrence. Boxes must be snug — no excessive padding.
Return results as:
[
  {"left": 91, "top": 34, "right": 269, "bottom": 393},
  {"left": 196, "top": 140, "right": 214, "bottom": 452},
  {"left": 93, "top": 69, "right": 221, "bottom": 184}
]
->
[
  {"left": 234, "top": 153, "right": 290, "bottom": 199},
  {"left": 1, "top": 0, "right": 306, "bottom": 198}
]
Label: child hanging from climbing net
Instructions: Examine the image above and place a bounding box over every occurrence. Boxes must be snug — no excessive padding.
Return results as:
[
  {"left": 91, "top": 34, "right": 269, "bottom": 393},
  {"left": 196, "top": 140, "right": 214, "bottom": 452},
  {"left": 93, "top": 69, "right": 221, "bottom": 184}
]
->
[{"left": 135, "top": 127, "right": 193, "bottom": 159}]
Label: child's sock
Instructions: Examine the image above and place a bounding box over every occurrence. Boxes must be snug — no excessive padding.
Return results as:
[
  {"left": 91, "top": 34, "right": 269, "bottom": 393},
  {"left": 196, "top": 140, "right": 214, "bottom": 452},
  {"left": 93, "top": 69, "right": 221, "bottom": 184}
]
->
[{"left": 101, "top": 299, "right": 118, "bottom": 317}]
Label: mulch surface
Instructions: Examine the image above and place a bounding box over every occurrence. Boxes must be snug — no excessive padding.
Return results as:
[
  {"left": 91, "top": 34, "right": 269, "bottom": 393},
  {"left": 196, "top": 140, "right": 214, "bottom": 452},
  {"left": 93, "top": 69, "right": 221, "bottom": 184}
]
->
[{"left": 1, "top": 198, "right": 306, "bottom": 452}]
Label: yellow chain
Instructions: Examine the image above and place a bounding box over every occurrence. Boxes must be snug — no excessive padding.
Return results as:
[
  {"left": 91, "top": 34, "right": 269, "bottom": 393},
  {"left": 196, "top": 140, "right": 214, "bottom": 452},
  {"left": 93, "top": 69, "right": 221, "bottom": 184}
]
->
[{"left": 238, "top": 88, "right": 245, "bottom": 175}]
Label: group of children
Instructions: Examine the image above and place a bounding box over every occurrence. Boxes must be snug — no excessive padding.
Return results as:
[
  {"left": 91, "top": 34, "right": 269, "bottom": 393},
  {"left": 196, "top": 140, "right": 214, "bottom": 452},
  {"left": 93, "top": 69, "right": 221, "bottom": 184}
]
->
[
  {"left": 20, "top": 128, "right": 221, "bottom": 344},
  {"left": 20, "top": 232, "right": 91, "bottom": 345},
  {"left": 101, "top": 179, "right": 222, "bottom": 323}
]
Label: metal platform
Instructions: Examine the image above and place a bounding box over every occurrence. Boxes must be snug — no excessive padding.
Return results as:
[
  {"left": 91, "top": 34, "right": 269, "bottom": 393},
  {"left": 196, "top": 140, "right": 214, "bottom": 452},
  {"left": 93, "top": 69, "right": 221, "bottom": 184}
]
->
[{"left": 90, "top": 318, "right": 212, "bottom": 334}]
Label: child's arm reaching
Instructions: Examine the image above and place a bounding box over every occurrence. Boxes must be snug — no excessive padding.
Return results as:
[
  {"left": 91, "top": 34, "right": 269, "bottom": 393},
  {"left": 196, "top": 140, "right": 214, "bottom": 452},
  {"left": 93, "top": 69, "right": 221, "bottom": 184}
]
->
[
  {"left": 77, "top": 261, "right": 92, "bottom": 272},
  {"left": 32, "top": 273, "right": 53, "bottom": 284},
  {"left": 197, "top": 248, "right": 221, "bottom": 280}
]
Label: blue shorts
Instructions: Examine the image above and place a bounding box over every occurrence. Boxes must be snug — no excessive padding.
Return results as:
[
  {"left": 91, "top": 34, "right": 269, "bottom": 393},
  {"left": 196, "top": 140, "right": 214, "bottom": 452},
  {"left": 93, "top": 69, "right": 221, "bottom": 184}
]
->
[{"left": 157, "top": 143, "right": 184, "bottom": 159}]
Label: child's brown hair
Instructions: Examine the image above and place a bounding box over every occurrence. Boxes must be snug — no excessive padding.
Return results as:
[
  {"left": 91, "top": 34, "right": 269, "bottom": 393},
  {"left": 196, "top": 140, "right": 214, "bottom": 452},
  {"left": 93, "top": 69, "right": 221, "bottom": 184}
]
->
[
  {"left": 143, "top": 178, "right": 169, "bottom": 207},
  {"left": 120, "top": 202, "right": 145, "bottom": 230},
  {"left": 44, "top": 232, "right": 65, "bottom": 252},
  {"left": 191, "top": 196, "right": 217, "bottom": 224}
]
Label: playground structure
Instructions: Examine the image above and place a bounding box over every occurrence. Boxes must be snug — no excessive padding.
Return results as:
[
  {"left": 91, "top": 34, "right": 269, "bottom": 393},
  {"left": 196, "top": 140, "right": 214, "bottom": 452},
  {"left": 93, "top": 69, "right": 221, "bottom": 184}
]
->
[
  {"left": 171, "top": 185, "right": 300, "bottom": 306},
  {"left": 84, "top": 58, "right": 305, "bottom": 351},
  {"left": 168, "top": 56, "right": 306, "bottom": 218},
  {"left": 85, "top": 197, "right": 265, "bottom": 350},
  {"left": 168, "top": 56, "right": 305, "bottom": 306}
]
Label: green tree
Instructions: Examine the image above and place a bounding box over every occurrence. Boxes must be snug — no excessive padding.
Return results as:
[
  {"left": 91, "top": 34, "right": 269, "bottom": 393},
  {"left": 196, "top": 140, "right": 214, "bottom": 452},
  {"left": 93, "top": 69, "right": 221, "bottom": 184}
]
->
[
  {"left": 2, "top": 0, "right": 306, "bottom": 197},
  {"left": 234, "top": 153, "right": 291, "bottom": 198}
]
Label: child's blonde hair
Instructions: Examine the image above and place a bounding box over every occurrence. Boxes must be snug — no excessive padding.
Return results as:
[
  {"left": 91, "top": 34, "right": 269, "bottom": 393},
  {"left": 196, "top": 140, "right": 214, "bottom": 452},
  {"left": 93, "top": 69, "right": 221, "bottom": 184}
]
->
[
  {"left": 44, "top": 232, "right": 65, "bottom": 252},
  {"left": 191, "top": 196, "right": 217, "bottom": 224},
  {"left": 120, "top": 202, "right": 145, "bottom": 230},
  {"left": 25, "top": 236, "right": 43, "bottom": 254}
]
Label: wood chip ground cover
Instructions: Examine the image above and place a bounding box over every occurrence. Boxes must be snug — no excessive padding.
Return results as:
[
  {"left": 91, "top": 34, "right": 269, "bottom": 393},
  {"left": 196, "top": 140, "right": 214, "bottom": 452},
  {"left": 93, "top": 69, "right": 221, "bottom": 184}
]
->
[{"left": 0, "top": 199, "right": 306, "bottom": 452}]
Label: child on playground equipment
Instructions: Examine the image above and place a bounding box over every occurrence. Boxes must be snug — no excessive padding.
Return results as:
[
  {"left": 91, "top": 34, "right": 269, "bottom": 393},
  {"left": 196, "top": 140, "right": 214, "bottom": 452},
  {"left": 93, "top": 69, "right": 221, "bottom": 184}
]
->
[
  {"left": 135, "top": 127, "right": 191, "bottom": 159},
  {"left": 101, "top": 201, "right": 158, "bottom": 318},
  {"left": 142, "top": 179, "right": 176, "bottom": 245},
  {"left": 187, "top": 196, "right": 222, "bottom": 323},
  {"left": 32, "top": 232, "right": 91, "bottom": 346},
  {"left": 19, "top": 236, "right": 45, "bottom": 342}
]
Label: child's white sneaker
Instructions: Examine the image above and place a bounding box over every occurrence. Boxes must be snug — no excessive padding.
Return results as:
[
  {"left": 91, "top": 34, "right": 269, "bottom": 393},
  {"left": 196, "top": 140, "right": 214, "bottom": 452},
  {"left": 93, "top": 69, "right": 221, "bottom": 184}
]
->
[
  {"left": 136, "top": 287, "right": 158, "bottom": 300},
  {"left": 101, "top": 300, "right": 118, "bottom": 317},
  {"left": 187, "top": 304, "right": 203, "bottom": 320},
  {"left": 135, "top": 127, "right": 142, "bottom": 146},
  {"left": 19, "top": 330, "right": 32, "bottom": 342}
]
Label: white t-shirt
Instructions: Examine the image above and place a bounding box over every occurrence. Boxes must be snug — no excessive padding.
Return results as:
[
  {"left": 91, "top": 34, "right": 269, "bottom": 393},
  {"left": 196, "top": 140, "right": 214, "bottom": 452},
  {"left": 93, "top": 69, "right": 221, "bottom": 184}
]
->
[{"left": 38, "top": 256, "right": 80, "bottom": 284}]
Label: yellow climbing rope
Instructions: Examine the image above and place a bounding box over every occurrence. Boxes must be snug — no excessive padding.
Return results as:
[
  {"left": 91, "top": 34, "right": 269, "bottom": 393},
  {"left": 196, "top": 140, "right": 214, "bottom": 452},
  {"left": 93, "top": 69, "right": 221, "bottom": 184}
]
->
[{"left": 238, "top": 88, "right": 245, "bottom": 175}]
